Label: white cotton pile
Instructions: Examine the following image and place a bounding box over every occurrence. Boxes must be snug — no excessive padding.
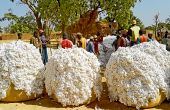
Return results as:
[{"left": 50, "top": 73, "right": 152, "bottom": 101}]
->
[
  {"left": 98, "top": 35, "right": 116, "bottom": 67},
  {"left": 133, "top": 41, "right": 170, "bottom": 71},
  {"left": 47, "top": 48, "right": 57, "bottom": 57},
  {"left": 44, "top": 48, "right": 102, "bottom": 106},
  {"left": 103, "top": 35, "right": 117, "bottom": 49},
  {"left": 105, "top": 41, "right": 170, "bottom": 109},
  {"left": 0, "top": 41, "right": 44, "bottom": 99}
]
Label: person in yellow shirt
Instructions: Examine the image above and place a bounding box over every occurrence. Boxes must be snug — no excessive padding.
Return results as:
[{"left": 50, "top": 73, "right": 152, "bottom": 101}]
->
[
  {"left": 77, "top": 32, "right": 86, "bottom": 49},
  {"left": 130, "top": 20, "right": 140, "bottom": 46}
]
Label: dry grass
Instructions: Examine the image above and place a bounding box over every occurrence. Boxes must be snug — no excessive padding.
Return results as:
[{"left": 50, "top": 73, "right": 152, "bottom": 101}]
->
[
  {"left": 0, "top": 33, "right": 32, "bottom": 40},
  {"left": 0, "top": 40, "right": 15, "bottom": 44},
  {"left": 0, "top": 40, "right": 30, "bottom": 44}
]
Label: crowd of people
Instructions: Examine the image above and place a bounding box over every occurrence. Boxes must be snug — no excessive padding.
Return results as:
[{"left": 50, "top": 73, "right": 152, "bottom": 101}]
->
[
  {"left": 60, "top": 20, "right": 156, "bottom": 54},
  {"left": 28, "top": 20, "right": 170, "bottom": 65},
  {"left": 60, "top": 32, "right": 101, "bottom": 54},
  {"left": 114, "top": 20, "right": 154, "bottom": 50}
]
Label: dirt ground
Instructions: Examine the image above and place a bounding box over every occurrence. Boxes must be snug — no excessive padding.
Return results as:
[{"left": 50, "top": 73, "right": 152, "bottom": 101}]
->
[{"left": 0, "top": 78, "right": 170, "bottom": 110}]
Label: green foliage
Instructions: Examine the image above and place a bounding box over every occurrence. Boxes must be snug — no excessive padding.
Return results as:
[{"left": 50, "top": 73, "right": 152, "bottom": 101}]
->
[
  {"left": 145, "top": 22, "right": 169, "bottom": 33},
  {"left": 145, "top": 25, "right": 155, "bottom": 30},
  {"left": 100, "top": 0, "right": 140, "bottom": 29},
  {"left": 165, "top": 17, "right": 170, "bottom": 30},
  {"left": 0, "top": 13, "right": 18, "bottom": 21},
  {"left": 53, "top": 0, "right": 89, "bottom": 31},
  {"left": 103, "top": 10, "right": 144, "bottom": 29},
  {"left": 8, "top": 0, "right": 142, "bottom": 32},
  {"left": 1, "top": 12, "right": 36, "bottom": 33}
]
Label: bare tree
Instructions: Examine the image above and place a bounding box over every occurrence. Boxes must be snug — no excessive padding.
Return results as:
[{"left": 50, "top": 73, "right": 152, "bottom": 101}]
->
[{"left": 154, "top": 13, "right": 159, "bottom": 37}]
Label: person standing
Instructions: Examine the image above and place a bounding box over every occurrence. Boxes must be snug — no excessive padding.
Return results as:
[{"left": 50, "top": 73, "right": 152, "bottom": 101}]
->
[
  {"left": 161, "top": 31, "right": 170, "bottom": 51},
  {"left": 86, "top": 36, "right": 95, "bottom": 53},
  {"left": 162, "top": 31, "right": 168, "bottom": 45},
  {"left": 166, "top": 36, "right": 170, "bottom": 51},
  {"left": 77, "top": 32, "right": 86, "bottom": 49},
  {"left": 148, "top": 32, "right": 154, "bottom": 42},
  {"left": 112, "top": 35, "right": 120, "bottom": 51},
  {"left": 17, "top": 32, "right": 22, "bottom": 40},
  {"left": 93, "top": 35, "right": 99, "bottom": 55},
  {"left": 117, "top": 30, "right": 129, "bottom": 48},
  {"left": 76, "top": 33, "right": 82, "bottom": 48},
  {"left": 97, "top": 32, "right": 104, "bottom": 44},
  {"left": 39, "top": 29, "right": 48, "bottom": 65},
  {"left": 129, "top": 20, "right": 140, "bottom": 46},
  {"left": 81, "top": 36, "right": 86, "bottom": 49},
  {"left": 61, "top": 32, "right": 73, "bottom": 49},
  {"left": 156, "top": 32, "right": 161, "bottom": 42},
  {"left": 137, "top": 29, "right": 148, "bottom": 44},
  {"left": 31, "top": 31, "right": 41, "bottom": 49}
]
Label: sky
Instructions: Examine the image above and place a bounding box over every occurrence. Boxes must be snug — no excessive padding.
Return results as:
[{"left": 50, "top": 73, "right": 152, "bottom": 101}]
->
[
  {"left": 1, "top": 0, "right": 170, "bottom": 28},
  {"left": 0, "top": 0, "right": 29, "bottom": 27},
  {"left": 133, "top": 0, "right": 170, "bottom": 26}
]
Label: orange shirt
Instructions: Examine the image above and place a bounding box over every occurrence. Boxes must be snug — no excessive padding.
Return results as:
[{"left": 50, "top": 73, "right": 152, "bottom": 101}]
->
[{"left": 140, "top": 35, "right": 148, "bottom": 43}]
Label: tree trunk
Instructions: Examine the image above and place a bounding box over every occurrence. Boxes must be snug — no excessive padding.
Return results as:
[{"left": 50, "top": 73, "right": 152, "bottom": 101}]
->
[
  {"left": 34, "top": 12, "right": 43, "bottom": 30},
  {"left": 61, "top": 22, "right": 66, "bottom": 33},
  {"left": 43, "top": 20, "right": 47, "bottom": 31},
  {"left": 43, "top": 20, "right": 49, "bottom": 38}
]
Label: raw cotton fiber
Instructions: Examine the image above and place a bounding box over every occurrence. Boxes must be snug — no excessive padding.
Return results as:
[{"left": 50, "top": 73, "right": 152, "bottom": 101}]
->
[
  {"left": 105, "top": 41, "right": 170, "bottom": 109},
  {"left": 44, "top": 48, "right": 102, "bottom": 106},
  {"left": 0, "top": 41, "right": 44, "bottom": 99}
]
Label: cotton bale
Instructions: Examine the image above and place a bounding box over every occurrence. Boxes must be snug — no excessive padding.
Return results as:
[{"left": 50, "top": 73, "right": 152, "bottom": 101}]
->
[
  {"left": 0, "top": 41, "right": 44, "bottom": 102},
  {"left": 105, "top": 41, "right": 170, "bottom": 109},
  {"left": 44, "top": 48, "right": 102, "bottom": 106}
]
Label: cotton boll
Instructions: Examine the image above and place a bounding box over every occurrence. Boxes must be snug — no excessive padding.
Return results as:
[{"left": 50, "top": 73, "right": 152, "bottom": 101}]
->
[
  {"left": 44, "top": 48, "right": 102, "bottom": 106},
  {"left": 105, "top": 41, "right": 170, "bottom": 109},
  {"left": 0, "top": 41, "right": 44, "bottom": 101}
]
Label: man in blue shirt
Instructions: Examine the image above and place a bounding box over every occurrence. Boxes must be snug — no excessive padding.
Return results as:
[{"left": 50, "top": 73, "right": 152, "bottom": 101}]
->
[
  {"left": 39, "top": 29, "right": 48, "bottom": 65},
  {"left": 86, "top": 36, "right": 95, "bottom": 53}
]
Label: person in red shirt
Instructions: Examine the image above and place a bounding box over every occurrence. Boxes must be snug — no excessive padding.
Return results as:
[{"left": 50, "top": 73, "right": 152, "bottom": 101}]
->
[
  {"left": 117, "top": 30, "right": 129, "bottom": 48},
  {"left": 61, "top": 32, "right": 73, "bottom": 49},
  {"left": 96, "top": 32, "right": 103, "bottom": 43},
  {"left": 93, "top": 35, "right": 99, "bottom": 55}
]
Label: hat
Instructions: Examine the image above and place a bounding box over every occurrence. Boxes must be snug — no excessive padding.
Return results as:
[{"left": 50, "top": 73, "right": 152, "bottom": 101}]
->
[
  {"left": 39, "top": 29, "right": 44, "bottom": 33},
  {"left": 90, "top": 36, "right": 94, "bottom": 39},
  {"left": 77, "top": 32, "right": 82, "bottom": 36},
  {"left": 132, "top": 20, "right": 137, "bottom": 25},
  {"left": 94, "top": 35, "right": 97, "bottom": 39}
]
